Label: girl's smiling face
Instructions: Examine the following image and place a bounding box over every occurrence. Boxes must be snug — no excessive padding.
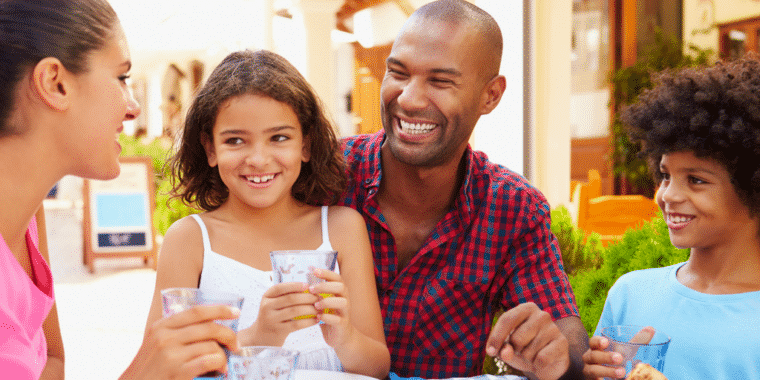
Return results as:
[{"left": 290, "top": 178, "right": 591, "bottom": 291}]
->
[
  {"left": 204, "top": 93, "right": 309, "bottom": 210},
  {"left": 657, "top": 151, "right": 760, "bottom": 251}
]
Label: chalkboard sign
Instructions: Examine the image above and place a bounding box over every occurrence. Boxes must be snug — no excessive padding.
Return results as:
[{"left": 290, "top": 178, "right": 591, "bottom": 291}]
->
[{"left": 83, "top": 156, "right": 156, "bottom": 273}]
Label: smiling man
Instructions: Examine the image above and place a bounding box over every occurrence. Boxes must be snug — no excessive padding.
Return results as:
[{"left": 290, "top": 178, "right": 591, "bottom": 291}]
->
[{"left": 339, "top": 1, "right": 588, "bottom": 379}]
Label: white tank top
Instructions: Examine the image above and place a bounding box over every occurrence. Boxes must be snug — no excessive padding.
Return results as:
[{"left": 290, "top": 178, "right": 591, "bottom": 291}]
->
[{"left": 193, "top": 206, "right": 342, "bottom": 371}]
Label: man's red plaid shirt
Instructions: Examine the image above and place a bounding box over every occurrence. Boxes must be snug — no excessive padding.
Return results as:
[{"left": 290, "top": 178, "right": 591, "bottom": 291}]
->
[{"left": 339, "top": 132, "right": 579, "bottom": 378}]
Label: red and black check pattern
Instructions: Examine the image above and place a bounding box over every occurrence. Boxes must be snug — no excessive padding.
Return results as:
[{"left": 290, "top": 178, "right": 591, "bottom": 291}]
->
[{"left": 339, "top": 132, "right": 579, "bottom": 378}]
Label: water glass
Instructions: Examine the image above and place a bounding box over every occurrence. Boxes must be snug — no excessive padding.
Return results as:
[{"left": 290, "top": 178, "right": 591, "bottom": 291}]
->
[
  {"left": 227, "top": 346, "right": 300, "bottom": 380},
  {"left": 269, "top": 250, "right": 338, "bottom": 285},
  {"left": 295, "top": 347, "right": 343, "bottom": 371},
  {"left": 161, "top": 287, "right": 244, "bottom": 332},
  {"left": 601, "top": 325, "right": 670, "bottom": 379},
  {"left": 161, "top": 287, "right": 245, "bottom": 379},
  {"left": 270, "top": 250, "right": 338, "bottom": 319}
]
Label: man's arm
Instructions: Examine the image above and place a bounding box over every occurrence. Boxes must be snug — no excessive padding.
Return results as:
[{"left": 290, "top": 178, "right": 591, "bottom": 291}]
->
[
  {"left": 555, "top": 316, "right": 588, "bottom": 380},
  {"left": 485, "top": 304, "right": 587, "bottom": 380}
]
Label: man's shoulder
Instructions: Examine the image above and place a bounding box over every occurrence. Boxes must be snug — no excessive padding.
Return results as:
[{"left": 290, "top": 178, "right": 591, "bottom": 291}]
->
[
  {"left": 469, "top": 150, "right": 548, "bottom": 205},
  {"left": 341, "top": 133, "right": 377, "bottom": 153}
]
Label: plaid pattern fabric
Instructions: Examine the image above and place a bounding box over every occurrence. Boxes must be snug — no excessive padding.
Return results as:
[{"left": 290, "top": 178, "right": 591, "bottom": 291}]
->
[{"left": 339, "top": 132, "right": 579, "bottom": 378}]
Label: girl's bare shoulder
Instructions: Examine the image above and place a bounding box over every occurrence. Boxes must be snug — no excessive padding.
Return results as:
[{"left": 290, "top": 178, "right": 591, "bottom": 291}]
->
[
  {"left": 163, "top": 213, "right": 205, "bottom": 242},
  {"left": 327, "top": 205, "right": 365, "bottom": 230}
]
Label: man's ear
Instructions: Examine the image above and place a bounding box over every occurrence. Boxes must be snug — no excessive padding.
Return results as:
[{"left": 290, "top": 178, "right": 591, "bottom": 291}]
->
[
  {"left": 201, "top": 132, "right": 218, "bottom": 167},
  {"left": 31, "top": 57, "right": 71, "bottom": 111},
  {"left": 479, "top": 75, "right": 506, "bottom": 115}
]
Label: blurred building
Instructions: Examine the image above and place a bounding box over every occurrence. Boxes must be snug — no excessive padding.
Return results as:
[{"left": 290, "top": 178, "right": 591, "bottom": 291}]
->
[{"left": 91, "top": 0, "right": 760, "bottom": 209}]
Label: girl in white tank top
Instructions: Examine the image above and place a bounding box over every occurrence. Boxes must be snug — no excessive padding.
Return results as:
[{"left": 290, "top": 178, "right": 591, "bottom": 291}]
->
[{"left": 143, "top": 50, "right": 389, "bottom": 379}]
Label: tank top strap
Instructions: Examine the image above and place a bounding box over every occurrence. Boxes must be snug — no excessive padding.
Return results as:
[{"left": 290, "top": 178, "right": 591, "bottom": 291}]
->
[
  {"left": 189, "top": 214, "right": 213, "bottom": 254},
  {"left": 319, "top": 206, "right": 333, "bottom": 251}
]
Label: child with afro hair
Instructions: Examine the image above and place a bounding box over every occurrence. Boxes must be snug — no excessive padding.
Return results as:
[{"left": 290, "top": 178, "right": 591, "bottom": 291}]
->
[{"left": 582, "top": 54, "right": 760, "bottom": 379}]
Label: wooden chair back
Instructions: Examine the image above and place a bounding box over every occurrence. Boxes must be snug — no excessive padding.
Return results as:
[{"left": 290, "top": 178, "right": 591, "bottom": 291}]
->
[{"left": 578, "top": 194, "right": 660, "bottom": 246}]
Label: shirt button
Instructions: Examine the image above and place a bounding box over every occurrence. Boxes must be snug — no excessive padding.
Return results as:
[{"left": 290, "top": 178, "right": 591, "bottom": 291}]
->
[
  {"left": 368, "top": 189, "right": 376, "bottom": 195},
  {"left": 385, "top": 289, "right": 393, "bottom": 296},
  {"left": 364, "top": 178, "right": 372, "bottom": 184}
]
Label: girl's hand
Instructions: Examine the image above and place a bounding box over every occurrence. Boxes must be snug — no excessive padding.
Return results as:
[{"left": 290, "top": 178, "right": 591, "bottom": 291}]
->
[
  {"left": 309, "top": 268, "right": 356, "bottom": 348},
  {"left": 121, "top": 305, "right": 240, "bottom": 380},
  {"left": 581, "top": 336, "right": 626, "bottom": 379},
  {"left": 243, "top": 282, "right": 321, "bottom": 346}
]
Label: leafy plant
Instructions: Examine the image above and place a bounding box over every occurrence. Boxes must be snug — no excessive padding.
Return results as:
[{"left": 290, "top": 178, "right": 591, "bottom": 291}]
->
[
  {"left": 611, "top": 29, "right": 713, "bottom": 197},
  {"left": 118, "top": 134, "right": 200, "bottom": 237},
  {"left": 550, "top": 206, "right": 604, "bottom": 275},
  {"left": 569, "top": 212, "right": 689, "bottom": 335},
  {"left": 153, "top": 178, "right": 200, "bottom": 236}
]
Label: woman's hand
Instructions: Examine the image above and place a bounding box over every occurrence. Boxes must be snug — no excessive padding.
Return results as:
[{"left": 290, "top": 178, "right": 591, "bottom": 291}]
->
[
  {"left": 241, "top": 282, "right": 320, "bottom": 346},
  {"left": 121, "top": 304, "right": 239, "bottom": 380},
  {"left": 309, "top": 268, "right": 356, "bottom": 348}
]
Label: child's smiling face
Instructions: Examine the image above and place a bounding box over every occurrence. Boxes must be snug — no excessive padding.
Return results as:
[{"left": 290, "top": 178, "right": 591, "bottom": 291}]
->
[
  {"left": 204, "top": 93, "right": 310, "bottom": 210},
  {"left": 656, "top": 151, "right": 760, "bottom": 251}
]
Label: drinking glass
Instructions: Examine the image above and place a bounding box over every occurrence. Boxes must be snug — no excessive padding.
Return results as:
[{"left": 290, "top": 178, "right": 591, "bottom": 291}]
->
[
  {"left": 161, "top": 287, "right": 245, "bottom": 379},
  {"left": 601, "top": 325, "right": 670, "bottom": 379},
  {"left": 226, "top": 346, "right": 300, "bottom": 380},
  {"left": 269, "top": 250, "right": 338, "bottom": 319}
]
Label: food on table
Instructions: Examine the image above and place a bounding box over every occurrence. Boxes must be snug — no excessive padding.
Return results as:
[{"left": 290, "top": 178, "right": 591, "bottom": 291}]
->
[{"left": 626, "top": 363, "right": 667, "bottom": 380}]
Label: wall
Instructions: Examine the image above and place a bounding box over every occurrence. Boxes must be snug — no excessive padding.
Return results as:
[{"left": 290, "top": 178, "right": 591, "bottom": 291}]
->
[
  {"left": 683, "top": 0, "right": 760, "bottom": 53},
  {"left": 471, "top": 1, "right": 527, "bottom": 178},
  {"left": 531, "top": 0, "right": 572, "bottom": 208}
]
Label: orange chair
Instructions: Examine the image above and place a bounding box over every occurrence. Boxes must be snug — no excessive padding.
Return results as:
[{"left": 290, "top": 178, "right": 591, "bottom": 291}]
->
[
  {"left": 570, "top": 169, "right": 601, "bottom": 202},
  {"left": 577, "top": 194, "right": 660, "bottom": 246},
  {"left": 569, "top": 169, "right": 601, "bottom": 226}
]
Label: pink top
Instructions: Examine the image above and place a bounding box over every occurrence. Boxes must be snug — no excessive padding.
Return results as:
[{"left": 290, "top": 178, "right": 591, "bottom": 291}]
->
[{"left": 0, "top": 216, "right": 55, "bottom": 380}]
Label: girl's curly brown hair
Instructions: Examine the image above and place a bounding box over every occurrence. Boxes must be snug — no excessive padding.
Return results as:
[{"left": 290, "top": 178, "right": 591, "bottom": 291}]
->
[
  {"left": 169, "top": 49, "right": 346, "bottom": 211},
  {"left": 622, "top": 53, "right": 760, "bottom": 215}
]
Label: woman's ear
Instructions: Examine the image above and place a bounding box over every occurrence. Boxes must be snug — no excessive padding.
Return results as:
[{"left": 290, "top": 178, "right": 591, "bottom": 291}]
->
[
  {"left": 31, "top": 57, "right": 71, "bottom": 111},
  {"left": 301, "top": 135, "right": 311, "bottom": 163},
  {"left": 201, "top": 132, "right": 218, "bottom": 167}
]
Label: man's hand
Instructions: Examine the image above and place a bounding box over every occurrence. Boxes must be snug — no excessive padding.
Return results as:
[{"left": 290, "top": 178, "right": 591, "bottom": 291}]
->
[{"left": 485, "top": 303, "right": 570, "bottom": 380}]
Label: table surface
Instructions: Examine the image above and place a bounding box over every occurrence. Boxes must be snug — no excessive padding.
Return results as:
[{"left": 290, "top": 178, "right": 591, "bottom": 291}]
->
[
  {"left": 294, "top": 369, "right": 380, "bottom": 379},
  {"left": 198, "top": 370, "right": 527, "bottom": 380}
]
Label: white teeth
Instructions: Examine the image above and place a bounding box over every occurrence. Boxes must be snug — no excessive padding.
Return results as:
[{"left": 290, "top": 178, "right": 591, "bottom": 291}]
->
[
  {"left": 246, "top": 174, "right": 275, "bottom": 184},
  {"left": 399, "top": 119, "right": 436, "bottom": 134},
  {"left": 668, "top": 214, "right": 694, "bottom": 224}
]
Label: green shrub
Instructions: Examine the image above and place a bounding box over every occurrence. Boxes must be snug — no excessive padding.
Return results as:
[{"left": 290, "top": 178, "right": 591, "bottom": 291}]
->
[
  {"left": 550, "top": 205, "right": 604, "bottom": 275},
  {"left": 569, "top": 213, "right": 689, "bottom": 335},
  {"left": 153, "top": 178, "right": 200, "bottom": 236},
  {"left": 119, "top": 135, "right": 200, "bottom": 237}
]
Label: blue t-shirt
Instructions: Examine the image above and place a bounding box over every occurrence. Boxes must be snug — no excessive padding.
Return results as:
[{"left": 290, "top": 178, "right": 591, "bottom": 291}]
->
[{"left": 595, "top": 263, "right": 760, "bottom": 380}]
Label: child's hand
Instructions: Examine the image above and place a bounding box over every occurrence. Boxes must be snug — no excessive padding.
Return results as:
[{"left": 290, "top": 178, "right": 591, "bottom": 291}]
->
[
  {"left": 309, "top": 268, "right": 356, "bottom": 348},
  {"left": 582, "top": 326, "right": 656, "bottom": 379},
  {"left": 582, "top": 336, "right": 626, "bottom": 379},
  {"left": 243, "top": 282, "right": 320, "bottom": 346}
]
